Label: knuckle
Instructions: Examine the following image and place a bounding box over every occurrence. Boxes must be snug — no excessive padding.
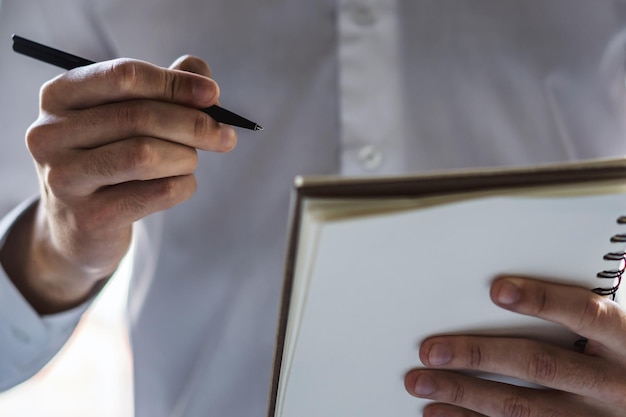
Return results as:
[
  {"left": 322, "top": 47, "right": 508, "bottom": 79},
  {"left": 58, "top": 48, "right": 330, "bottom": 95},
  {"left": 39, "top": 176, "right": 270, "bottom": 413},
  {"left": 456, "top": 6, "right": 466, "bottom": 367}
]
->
[
  {"left": 45, "top": 162, "right": 86, "bottom": 201},
  {"left": 451, "top": 382, "right": 465, "bottom": 404},
  {"left": 468, "top": 341, "right": 483, "bottom": 367},
  {"left": 526, "top": 349, "right": 558, "bottom": 383},
  {"left": 162, "top": 70, "right": 178, "bottom": 101},
  {"left": 119, "top": 177, "right": 192, "bottom": 216},
  {"left": 161, "top": 175, "right": 196, "bottom": 207},
  {"left": 107, "top": 59, "right": 142, "bottom": 94},
  {"left": 126, "top": 138, "right": 158, "bottom": 172},
  {"left": 115, "top": 101, "right": 152, "bottom": 133},
  {"left": 25, "top": 121, "right": 52, "bottom": 159},
  {"left": 155, "top": 177, "right": 181, "bottom": 204},
  {"left": 38, "top": 77, "right": 61, "bottom": 110},
  {"left": 193, "top": 112, "right": 211, "bottom": 139},
  {"left": 501, "top": 394, "right": 531, "bottom": 417},
  {"left": 443, "top": 380, "right": 466, "bottom": 404},
  {"left": 532, "top": 285, "right": 549, "bottom": 316},
  {"left": 576, "top": 296, "right": 608, "bottom": 332}
]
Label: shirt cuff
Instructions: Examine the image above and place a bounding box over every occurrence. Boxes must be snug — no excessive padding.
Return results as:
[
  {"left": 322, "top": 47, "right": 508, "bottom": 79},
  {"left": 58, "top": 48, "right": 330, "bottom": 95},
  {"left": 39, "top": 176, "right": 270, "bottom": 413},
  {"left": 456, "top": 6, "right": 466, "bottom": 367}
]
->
[{"left": 0, "top": 198, "right": 90, "bottom": 391}]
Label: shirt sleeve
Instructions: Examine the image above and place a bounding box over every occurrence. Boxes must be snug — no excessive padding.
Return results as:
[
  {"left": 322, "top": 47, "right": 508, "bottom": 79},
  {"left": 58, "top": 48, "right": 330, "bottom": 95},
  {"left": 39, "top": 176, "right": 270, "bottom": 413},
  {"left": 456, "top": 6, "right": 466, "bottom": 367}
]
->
[{"left": 0, "top": 198, "right": 90, "bottom": 392}]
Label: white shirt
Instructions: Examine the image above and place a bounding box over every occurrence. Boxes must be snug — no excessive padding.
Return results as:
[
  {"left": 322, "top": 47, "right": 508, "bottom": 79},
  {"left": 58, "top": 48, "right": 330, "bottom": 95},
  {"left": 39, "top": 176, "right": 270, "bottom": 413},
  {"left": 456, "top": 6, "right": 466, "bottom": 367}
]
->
[{"left": 1, "top": 1, "right": 625, "bottom": 416}]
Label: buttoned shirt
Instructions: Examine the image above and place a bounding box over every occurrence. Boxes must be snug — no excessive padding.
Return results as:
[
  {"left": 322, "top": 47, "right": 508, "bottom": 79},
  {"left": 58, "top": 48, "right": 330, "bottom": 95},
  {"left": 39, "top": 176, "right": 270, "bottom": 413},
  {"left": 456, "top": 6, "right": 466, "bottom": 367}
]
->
[{"left": 1, "top": 1, "right": 626, "bottom": 416}]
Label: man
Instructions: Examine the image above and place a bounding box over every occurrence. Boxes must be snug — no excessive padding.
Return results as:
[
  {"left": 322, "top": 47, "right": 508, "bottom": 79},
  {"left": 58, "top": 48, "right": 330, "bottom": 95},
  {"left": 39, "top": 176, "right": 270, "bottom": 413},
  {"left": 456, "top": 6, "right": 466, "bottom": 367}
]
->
[{"left": 1, "top": 1, "right": 625, "bottom": 416}]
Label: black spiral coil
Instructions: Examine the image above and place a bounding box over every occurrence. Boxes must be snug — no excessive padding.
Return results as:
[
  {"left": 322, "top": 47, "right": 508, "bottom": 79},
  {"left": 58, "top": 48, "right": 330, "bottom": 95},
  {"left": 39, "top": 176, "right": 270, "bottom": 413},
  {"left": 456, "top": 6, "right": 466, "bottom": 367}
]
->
[
  {"left": 592, "top": 216, "right": 626, "bottom": 300},
  {"left": 577, "top": 216, "right": 626, "bottom": 352}
]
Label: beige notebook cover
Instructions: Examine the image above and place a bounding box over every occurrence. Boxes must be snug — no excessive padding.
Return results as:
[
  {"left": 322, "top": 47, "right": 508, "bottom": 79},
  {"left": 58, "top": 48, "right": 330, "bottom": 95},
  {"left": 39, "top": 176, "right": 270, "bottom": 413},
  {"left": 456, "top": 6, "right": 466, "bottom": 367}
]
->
[{"left": 268, "top": 158, "right": 626, "bottom": 417}]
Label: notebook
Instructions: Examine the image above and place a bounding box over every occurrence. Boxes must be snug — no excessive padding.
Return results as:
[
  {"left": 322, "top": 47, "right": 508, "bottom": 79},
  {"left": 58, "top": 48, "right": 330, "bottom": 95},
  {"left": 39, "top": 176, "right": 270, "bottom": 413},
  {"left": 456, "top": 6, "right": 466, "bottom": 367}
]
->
[{"left": 268, "top": 157, "right": 626, "bottom": 417}]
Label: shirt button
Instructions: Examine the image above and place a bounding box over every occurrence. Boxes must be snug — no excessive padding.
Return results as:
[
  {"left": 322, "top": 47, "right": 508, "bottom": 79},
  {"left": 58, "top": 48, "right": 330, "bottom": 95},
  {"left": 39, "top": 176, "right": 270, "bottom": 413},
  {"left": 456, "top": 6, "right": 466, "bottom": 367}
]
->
[
  {"left": 358, "top": 145, "right": 383, "bottom": 171},
  {"left": 351, "top": 4, "right": 377, "bottom": 26}
]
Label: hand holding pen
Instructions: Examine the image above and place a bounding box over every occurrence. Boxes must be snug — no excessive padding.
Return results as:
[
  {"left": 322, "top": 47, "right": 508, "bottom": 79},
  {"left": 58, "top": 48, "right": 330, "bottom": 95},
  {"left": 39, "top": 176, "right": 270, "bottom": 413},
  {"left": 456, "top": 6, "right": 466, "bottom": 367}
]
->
[
  {"left": 3, "top": 36, "right": 249, "bottom": 313},
  {"left": 13, "top": 35, "right": 262, "bottom": 131}
]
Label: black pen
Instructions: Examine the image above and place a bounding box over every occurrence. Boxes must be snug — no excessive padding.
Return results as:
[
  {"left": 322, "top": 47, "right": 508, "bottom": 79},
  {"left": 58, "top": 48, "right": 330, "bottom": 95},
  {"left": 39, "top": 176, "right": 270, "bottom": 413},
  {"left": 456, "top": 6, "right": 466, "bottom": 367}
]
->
[{"left": 12, "top": 35, "right": 263, "bottom": 131}]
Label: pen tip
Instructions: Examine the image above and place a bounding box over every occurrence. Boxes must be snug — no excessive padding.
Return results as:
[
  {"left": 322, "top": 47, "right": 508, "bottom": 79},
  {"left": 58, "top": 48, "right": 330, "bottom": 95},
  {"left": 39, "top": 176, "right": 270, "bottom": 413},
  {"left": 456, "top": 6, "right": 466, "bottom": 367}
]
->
[{"left": 255, "top": 125, "right": 264, "bottom": 131}]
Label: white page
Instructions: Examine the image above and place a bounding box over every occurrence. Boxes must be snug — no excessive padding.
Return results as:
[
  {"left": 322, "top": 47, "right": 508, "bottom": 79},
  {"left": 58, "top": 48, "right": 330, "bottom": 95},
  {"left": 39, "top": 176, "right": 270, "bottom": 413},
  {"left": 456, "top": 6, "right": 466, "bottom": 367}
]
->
[{"left": 279, "top": 192, "right": 626, "bottom": 416}]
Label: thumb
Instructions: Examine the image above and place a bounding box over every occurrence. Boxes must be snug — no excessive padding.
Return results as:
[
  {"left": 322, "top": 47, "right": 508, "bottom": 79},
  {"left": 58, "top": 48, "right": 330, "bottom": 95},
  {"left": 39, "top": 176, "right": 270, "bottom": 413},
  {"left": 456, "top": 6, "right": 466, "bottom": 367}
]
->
[
  {"left": 170, "top": 55, "right": 221, "bottom": 106},
  {"left": 170, "top": 54, "right": 212, "bottom": 77}
]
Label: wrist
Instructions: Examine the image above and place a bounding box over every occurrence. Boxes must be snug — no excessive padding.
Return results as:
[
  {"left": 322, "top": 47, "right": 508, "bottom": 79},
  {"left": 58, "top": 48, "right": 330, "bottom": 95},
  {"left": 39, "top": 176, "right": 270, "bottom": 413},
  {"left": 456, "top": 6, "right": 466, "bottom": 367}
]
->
[{"left": 0, "top": 201, "right": 114, "bottom": 315}]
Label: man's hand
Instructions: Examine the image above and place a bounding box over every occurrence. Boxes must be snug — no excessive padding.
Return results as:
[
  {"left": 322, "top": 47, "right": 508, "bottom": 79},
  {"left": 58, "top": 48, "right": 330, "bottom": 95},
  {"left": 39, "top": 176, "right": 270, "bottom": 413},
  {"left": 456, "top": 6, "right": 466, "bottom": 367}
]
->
[
  {"left": 404, "top": 276, "right": 626, "bottom": 416},
  {"left": 0, "top": 55, "right": 236, "bottom": 315}
]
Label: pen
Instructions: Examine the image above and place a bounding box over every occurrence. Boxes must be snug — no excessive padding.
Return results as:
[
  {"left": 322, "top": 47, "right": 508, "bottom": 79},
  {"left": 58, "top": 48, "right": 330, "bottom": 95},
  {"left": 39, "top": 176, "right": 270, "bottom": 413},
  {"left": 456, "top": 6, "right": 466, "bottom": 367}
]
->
[{"left": 12, "top": 34, "right": 263, "bottom": 131}]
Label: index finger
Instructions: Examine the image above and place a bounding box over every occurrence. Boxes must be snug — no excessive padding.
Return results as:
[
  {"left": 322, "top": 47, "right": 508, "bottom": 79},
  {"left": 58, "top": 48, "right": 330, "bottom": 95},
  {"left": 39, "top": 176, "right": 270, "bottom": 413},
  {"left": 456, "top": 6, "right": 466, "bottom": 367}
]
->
[
  {"left": 40, "top": 58, "right": 219, "bottom": 111},
  {"left": 491, "top": 276, "right": 626, "bottom": 355}
]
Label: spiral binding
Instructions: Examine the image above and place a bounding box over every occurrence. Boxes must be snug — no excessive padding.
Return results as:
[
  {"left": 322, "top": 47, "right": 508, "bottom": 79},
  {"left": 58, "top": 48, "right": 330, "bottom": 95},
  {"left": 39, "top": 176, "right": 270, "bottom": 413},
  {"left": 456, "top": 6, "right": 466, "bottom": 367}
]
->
[
  {"left": 574, "top": 216, "right": 626, "bottom": 353},
  {"left": 592, "top": 216, "right": 626, "bottom": 300},
  {"left": 575, "top": 216, "right": 626, "bottom": 352}
]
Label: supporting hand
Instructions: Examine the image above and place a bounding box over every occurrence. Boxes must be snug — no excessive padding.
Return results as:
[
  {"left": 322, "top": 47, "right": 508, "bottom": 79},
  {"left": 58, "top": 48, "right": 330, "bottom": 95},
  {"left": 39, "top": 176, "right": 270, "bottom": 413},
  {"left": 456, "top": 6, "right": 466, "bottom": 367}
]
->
[{"left": 405, "top": 277, "right": 626, "bottom": 416}]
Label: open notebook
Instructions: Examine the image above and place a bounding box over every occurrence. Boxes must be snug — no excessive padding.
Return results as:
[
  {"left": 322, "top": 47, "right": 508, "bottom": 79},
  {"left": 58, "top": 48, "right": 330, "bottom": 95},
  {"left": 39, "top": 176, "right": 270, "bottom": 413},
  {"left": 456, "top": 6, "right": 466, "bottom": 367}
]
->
[{"left": 268, "top": 158, "right": 626, "bottom": 417}]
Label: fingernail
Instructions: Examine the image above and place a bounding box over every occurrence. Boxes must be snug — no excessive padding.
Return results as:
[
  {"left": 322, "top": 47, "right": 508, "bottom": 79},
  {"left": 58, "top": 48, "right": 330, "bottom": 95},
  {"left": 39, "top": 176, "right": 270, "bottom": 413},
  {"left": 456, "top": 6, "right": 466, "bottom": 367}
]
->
[
  {"left": 414, "top": 373, "right": 437, "bottom": 396},
  {"left": 497, "top": 280, "right": 521, "bottom": 305},
  {"left": 428, "top": 343, "right": 452, "bottom": 366}
]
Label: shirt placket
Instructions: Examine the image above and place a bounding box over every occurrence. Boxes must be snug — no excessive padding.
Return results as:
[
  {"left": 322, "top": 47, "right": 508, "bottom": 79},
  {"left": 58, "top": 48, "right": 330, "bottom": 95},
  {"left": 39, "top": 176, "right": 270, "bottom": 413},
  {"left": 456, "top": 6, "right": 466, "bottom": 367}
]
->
[{"left": 337, "top": 0, "right": 409, "bottom": 176}]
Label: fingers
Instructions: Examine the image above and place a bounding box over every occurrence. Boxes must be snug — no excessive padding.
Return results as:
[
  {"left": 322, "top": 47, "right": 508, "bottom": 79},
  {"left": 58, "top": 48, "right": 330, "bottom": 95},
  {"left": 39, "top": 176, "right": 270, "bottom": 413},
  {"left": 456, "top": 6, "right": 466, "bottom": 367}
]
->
[
  {"left": 168, "top": 55, "right": 237, "bottom": 145},
  {"left": 27, "top": 55, "right": 238, "bottom": 205},
  {"left": 405, "top": 370, "right": 598, "bottom": 417},
  {"left": 73, "top": 174, "right": 198, "bottom": 231},
  {"left": 40, "top": 58, "right": 219, "bottom": 111},
  {"left": 27, "top": 99, "right": 235, "bottom": 152},
  {"left": 404, "top": 277, "right": 626, "bottom": 416},
  {"left": 33, "top": 56, "right": 236, "bottom": 152},
  {"left": 490, "top": 277, "right": 626, "bottom": 357},
  {"left": 415, "top": 335, "right": 625, "bottom": 404},
  {"left": 42, "top": 137, "right": 198, "bottom": 197}
]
